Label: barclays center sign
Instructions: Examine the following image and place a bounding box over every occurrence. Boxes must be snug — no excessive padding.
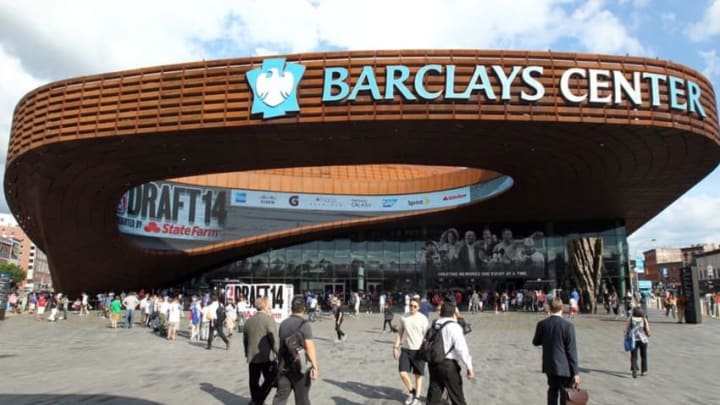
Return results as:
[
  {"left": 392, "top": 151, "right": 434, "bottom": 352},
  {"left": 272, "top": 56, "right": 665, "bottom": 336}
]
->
[{"left": 247, "top": 57, "right": 708, "bottom": 120}]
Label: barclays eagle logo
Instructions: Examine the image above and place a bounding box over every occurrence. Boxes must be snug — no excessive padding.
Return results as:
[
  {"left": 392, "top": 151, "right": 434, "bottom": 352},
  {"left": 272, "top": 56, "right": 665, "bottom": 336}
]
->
[{"left": 246, "top": 58, "right": 305, "bottom": 119}]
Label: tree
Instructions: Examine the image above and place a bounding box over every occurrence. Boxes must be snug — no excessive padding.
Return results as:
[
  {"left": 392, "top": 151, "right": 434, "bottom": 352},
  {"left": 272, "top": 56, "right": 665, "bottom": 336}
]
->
[
  {"left": 0, "top": 262, "right": 27, "bottom": 285},
  {"left": 566, "top": 238, "right": 604, "bottom": 314}
]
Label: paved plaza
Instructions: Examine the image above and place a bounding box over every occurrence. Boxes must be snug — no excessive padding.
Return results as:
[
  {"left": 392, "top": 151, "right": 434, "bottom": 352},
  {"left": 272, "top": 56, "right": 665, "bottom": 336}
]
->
[{"left": 0, "top": 307, "right": 718, "bottom": 404}]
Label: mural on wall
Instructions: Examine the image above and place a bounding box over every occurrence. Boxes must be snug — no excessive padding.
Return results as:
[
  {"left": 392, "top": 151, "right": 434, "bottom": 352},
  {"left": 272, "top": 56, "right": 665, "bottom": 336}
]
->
[{"left": 424, "top": 227, "right": 546, "bottom": 279}]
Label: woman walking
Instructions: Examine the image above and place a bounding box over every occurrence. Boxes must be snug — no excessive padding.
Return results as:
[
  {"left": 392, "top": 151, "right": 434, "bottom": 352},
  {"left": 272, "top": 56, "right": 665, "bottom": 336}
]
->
[
  {"left": 625, "top": 307, "right": 651, "bottom": 378},
  {"left": 110, "top": 294, "right": 122, "bottom": 328},
  {"left": 166, "top": 297, "right": 183, "bottom": 341}
]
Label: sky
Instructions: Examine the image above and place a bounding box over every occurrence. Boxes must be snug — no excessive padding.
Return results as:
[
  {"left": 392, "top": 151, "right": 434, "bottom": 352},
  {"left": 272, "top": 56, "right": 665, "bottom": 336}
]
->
[{"left": 1, "top": 0, "right": 719, "bottom": 257}]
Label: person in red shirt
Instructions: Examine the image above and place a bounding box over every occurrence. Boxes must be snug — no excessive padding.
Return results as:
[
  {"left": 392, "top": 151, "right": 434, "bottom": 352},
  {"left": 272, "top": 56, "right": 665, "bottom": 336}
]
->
[
  {"left": 36, "top": 294, "right": 48, "bottom": 321},
  {"left": 454, "top": 291, "right": 462, "bottom": 309}
]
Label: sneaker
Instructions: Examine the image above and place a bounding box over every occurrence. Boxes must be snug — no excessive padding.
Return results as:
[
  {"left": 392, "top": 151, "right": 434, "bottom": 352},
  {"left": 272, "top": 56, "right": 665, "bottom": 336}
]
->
[
  {"left": 341, "top": 335, "right": 347, "bottom": 342},
  {"left": 641, "top": 371, "right": 647, "bottom": 376},
  {"left": 404, "top": 390, "right": 416, "bottom": 405},
  {"left": 334, "top": 339, "right": 341, "bottom": 344},
  {"left": 632, "top": 370, "right": 637, "bottom": 378},
  {"left": 409, "top": 399, "right": 420, "bottom": 405}
]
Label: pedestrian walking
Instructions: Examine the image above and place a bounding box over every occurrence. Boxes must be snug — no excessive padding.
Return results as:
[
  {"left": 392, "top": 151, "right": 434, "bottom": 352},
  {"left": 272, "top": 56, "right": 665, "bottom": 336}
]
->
[
  {"left": 425, "top": 301, "right": 475, "bottom": 405},
  {"left": 333, "top": 296, "right": 346, "bottom": 343},
  {"left": 273, "top": 295, "right": 318, "bottom": 405},
  {"left": 625, "top": 307, "right": 651, "bottom": 378},
  {"left": 35, "top": 294, "right": 47, "bottom": 320},
  {"left": 166, "top": 297, "right": 183, "bottom": 341},
  {"left": 393, "top": 297, "right": 428, "bottom": 405},
  {"left": 122, "top": 291, "right": 139, "bottom": 328},
  {"left": 80, "top": 292, "right": 90, "bottom": 316},
  {"left": 190, "top": 296, "right": 202, "bottom": 342},
  {"left": 109, "top": 294, "right": 122, "bottom": 328},
  {"left": 383, "top": 302, "right": 395, "bottom": 333},
  {"left": 532, "top": 298, "right": 581, "bottom": 405},
  {"left": 244, "top": 296, "right": 279, "bottom": 405},
  {"left": 206, "top": 295, "right": 230, "bottom": 350}
]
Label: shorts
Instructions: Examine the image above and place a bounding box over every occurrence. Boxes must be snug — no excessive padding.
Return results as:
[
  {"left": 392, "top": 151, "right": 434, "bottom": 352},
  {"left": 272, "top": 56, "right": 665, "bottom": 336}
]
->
[
  {"left": 398, "top": 348, "right": 426, "bottom": 375},
  {"left": 168, "top": 321, "right": 179, "bottom": 328},
  {"left": 37, "top": 306, "right": 46, "bottom": 315},
  {"left": 111, "top": 313, "right": 121, "bottom": 322}
]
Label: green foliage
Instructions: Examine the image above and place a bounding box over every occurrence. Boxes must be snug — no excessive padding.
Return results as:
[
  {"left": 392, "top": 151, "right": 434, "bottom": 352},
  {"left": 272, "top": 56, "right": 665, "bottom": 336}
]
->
[{"left": 0, "top": 262, "right": 27, "bottom": 285}]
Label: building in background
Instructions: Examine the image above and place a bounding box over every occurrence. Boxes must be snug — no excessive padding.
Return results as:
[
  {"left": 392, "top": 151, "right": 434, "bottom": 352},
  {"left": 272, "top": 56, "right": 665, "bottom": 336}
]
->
[
  {"left": 0, "top": 213, "right": 52, "bottom": 290},
  {"left": 642, "top": 244, "right": 717, "bottom": 284}
]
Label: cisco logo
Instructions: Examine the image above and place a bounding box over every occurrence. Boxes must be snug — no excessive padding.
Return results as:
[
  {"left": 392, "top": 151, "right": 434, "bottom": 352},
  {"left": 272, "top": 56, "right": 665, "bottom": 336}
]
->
[{"left": 289, "top": 195, "right": 299, "bottom": 206}]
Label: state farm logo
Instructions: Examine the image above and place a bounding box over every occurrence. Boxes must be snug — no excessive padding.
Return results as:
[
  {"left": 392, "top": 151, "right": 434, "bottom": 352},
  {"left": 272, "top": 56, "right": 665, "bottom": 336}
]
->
[
  {"left": 407, "top": 197, "right": 431, "bottom": 207},
  {"left": 144, "top": 221, "right": 161, "bottom": 233},
  {"left": 289, "top": 195, "right": 299, "bottom": 206},
  {"left": 259, "top": 195, "right": 277, "bottom": 205},
  {"left": 442, "top": 193, "right": 467, "bottom": 201},
  {"left": 351, "top": 199, "right": 372, "bottom": 209},
  {"left": 143, "top": 221, "right": 221, "bottom": 238}
]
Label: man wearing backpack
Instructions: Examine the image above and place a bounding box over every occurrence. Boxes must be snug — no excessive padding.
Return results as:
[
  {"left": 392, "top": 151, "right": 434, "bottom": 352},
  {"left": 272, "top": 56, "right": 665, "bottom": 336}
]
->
[
  {"left": 393, "top": 297, "right": 429, "bottom": 405},
  {"left": 206, "top": 295, "right": 230, "bottom": 350},
  {"left": 273, "top": 295, "right": 318, "bottom": 405},
  {"left": 426, "top": 302, "right": 475, "bottom": 405}
]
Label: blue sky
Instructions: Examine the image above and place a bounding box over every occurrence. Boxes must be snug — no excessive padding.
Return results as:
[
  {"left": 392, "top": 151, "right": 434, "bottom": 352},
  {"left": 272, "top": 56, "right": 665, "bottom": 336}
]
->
[{"left": 1, "top": 0, "right": 719, "bottom": 256}]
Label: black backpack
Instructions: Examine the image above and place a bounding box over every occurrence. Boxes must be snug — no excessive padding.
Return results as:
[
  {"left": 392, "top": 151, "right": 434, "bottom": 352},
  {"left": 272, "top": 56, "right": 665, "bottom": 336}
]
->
[
  {"left": 281, "top": 320, "right": 312, "bottom": 374},
  {"left": 421, "top": 320, "right": 454, "bottom": 364}
]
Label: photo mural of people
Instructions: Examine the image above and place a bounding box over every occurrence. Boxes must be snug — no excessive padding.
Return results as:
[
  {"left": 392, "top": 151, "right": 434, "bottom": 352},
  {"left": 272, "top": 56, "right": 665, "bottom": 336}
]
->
[{"left": 423, "top": 226, "right": 546, "bottom": 279}]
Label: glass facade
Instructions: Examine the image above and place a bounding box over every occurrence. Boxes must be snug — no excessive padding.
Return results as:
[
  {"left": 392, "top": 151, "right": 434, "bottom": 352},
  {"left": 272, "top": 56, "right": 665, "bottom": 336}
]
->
[{"left": 200, "top": 219, "right": 629, "bottom": 297}]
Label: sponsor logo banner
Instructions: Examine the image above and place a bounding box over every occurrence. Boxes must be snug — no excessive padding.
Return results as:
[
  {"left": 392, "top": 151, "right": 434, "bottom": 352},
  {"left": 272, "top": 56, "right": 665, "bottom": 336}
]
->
[{"left": 229, "top": 186, "right": 471, "bottom": 212}]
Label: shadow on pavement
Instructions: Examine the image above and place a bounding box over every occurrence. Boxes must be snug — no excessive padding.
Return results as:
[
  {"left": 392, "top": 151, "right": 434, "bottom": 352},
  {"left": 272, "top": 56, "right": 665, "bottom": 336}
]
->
[
  {"left": 199, "top": 382, "right": 250, "bottom": 404},
  {"left": 331, "top": 396, "right": 365, "bottom": 405},
  {"left": 579, "top": 367, "right": 630, "bottom": 379},
  {"left": 324, "top": 379, "right": 405, "bottom": 402},
  {"left": 0, "top": 394, "right": 163, "bottom": 404}
]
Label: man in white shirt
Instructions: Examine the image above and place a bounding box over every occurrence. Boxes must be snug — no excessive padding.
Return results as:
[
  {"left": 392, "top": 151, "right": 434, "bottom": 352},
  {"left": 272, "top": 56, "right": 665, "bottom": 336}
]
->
[
  {"left": 426, "top": 302, "right": 475, "bottom": 405},
  {"left": 122, "top": 292, "right": 140, "bottom": 328},
  {"left": 393, "top": 297, "right": 429, "bottom": 405}
]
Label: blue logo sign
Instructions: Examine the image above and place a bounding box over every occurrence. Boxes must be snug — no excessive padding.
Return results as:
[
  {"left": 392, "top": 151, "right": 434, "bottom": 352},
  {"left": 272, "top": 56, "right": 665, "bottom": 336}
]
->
[
  {"left": 247, "top": 58, "right": 305, "bottom": 119},
  {"left": 382, "top": 198, "right": 398, "bottom": 208},
  {"left": 235, "top": 192, "right": 247, "bottom": 204}
]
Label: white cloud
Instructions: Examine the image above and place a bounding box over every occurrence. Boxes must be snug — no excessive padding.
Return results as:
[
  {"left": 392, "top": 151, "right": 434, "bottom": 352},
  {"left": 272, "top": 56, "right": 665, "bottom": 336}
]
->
[
  {"left": 565, "top": 0, "right": 648, "bottom": 56},
  {"left": 629, "top": 194, "right": 720, "bottom": 257},
  {"left": 699, "top": 49, "right": 720, "bottom": 78},
  {"left": 687, "top": 0, "right": 720, "bottom": 41}
]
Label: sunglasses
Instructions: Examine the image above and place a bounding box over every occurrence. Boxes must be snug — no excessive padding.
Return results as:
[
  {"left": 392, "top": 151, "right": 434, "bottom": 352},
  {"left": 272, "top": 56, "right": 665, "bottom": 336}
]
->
[{"left": 410, "top": 304, "right": 419, "bottom": 308}]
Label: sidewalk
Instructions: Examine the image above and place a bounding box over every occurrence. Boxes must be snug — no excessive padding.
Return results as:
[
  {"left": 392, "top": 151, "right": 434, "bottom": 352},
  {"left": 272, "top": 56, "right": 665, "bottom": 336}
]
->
[{"left": 0, "top": 308, "right": 718, "bottom": 404}]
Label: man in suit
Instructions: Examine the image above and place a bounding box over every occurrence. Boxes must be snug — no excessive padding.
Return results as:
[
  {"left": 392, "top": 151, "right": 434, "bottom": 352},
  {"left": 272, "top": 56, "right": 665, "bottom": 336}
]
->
[
  {"left": 457, "top": 231, "right": 481, "bottom": 272},
  {"left": 532, "top": 298, "right": 580, "bottom": 405}
]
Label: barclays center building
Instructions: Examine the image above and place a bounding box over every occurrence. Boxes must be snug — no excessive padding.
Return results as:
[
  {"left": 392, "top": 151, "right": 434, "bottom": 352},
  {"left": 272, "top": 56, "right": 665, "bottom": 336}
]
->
[{"left": 5, "top": 50, "right": 719, "bottom": 296}]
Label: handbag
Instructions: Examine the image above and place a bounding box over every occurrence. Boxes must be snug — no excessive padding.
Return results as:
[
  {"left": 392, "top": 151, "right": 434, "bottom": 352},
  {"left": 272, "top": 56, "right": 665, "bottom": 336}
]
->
[
  {"left": 623, "top": 331, "right": 635, "bottom": 352},
  {"left": 564, "top": 385, "right": 589, "bottom": 405}
]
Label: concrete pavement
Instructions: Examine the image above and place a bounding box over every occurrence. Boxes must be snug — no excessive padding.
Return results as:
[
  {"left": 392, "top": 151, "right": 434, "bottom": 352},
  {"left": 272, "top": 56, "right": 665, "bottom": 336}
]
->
[{"left": 0, "top": 307, "right": 718, "bottom": 404}]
